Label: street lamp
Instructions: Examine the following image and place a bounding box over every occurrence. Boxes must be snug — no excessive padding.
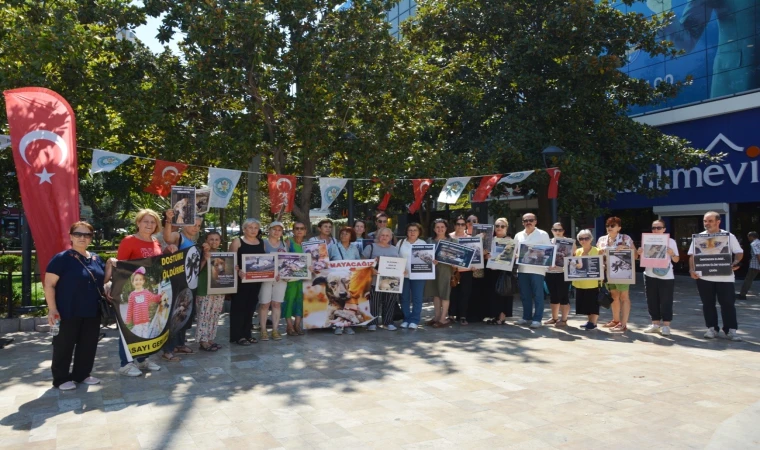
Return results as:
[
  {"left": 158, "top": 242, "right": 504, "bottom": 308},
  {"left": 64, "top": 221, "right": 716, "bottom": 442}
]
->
[
  {"left": 542, "top": 145, "right": 564, "bottom": 224},
  {"left": 339, "top": 132, "right": 359, "bottom": 225}
]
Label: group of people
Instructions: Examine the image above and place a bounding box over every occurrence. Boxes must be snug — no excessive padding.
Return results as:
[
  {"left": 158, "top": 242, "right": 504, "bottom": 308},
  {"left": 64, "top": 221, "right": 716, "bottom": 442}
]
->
[{"left": 45, "top": 208, "right": 748, "bottom": 390}]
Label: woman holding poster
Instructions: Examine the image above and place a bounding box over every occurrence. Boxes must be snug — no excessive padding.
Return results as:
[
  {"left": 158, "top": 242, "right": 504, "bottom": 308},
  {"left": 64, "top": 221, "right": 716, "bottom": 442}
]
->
[
  {"left": 449, "top": 216, "right": 473, "bottom": 325},
  {"left": 597, "top": 217, "right": 636, "bottom": 332},
  {"left": 545, "top": 223, "right": 574, "bottom": 327},
  {"left": 637, "top": 220, "right": 679, "bottom": 336},
  {"left": 284, "top": 222, "right": 308, "bottom": 336},
  {"left": 258, "top": 221, "right": 289, "bottom": 341},
  {"left": 575, "top": 230, "right": 602, "bottom": 330},
  {"left": 195, "top": 231, "right": 225, "bottom": 351},
  {"left": 484, "top": 218, "right": 514, "bottom": 325},
  {"left": 229, "top": 219, "right": 264, "bottom": 346},
  {"left": 363, "top": 227, "right": 401, "bottom": 331},
  {"left": 425, "top": 219, "right": 455, "bottom": 328},
  {"left": 328, "top": 226, "right": 362, "bottom": 335},
  {"left": 398, "top": 223, "right": 426, "bottom": 329}
]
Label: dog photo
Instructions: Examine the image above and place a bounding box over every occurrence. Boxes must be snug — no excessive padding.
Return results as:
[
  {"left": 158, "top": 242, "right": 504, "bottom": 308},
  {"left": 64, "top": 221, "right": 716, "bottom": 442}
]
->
[
  {"left": 302, "top": 260, "right": 375, "bottom": 329},
  {"left": 195, "top": 187, "right": 210, "bottom": 215},
  {"left": 277, "top": 253, "right": 311, "bottom": 280},
  {"left": 171, "top": 186, "right": 196, "bottom": 226},
  {"left": 208, "top": 252, "right": 237, "bottom": 294},
  {"left": 242, "top": 254, "right": 277, "bottom": 282},
  {"left": 378, "top": 276, "right": 402, "bottom": 294},
  {"left": 517, "top": 243, "right": 554, "bottom": 267}
]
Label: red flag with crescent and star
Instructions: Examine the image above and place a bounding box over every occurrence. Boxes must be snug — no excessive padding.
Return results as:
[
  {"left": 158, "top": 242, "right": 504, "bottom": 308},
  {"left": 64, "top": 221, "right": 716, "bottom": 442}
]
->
[
  {"left": 409, "top": 178, "right": 433, "bottom": 214},
  {"left": 3, "top": 87, "right": 80, "bottom": 278},
  {"left": 472, "top": 174, "right": 503, "bottom": 203},
  {"left": 144, "top": 160, "right": 188, "bottom": 197},
  {"left": 268, "top": 174, "right": 297, "bottom": 214},
  {"left": 547, "top": 168, "right": 561, "bottom": 199}
]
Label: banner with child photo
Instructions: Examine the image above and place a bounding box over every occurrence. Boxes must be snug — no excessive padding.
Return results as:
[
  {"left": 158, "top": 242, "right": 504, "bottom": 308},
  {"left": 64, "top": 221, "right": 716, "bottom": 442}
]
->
[{"left": 111, "top": 247, "right": 201, "bottom": 358}]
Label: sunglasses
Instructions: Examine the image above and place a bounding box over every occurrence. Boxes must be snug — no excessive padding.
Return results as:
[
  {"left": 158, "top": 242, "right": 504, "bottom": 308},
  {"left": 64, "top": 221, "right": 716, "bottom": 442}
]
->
[
  {"left": 578, "top": 237, "right": 591, "bottom": 241},
  {"left": 467, "top": 219, "right": 477, "bottom": 223},
  {"left": 522, "top": 219, "right": 536, "bottom": 223},
  {"left": 651, "top": 226, "right": 664, "bottom": 230},
  {"left": 551, "top": 228, "right": 564, "bottom": 232},
  {"left": 456, "top": 223, "right": 466, "bottom": 226},
  {"left": 606, "top": 225, "right": 617, "bottom": 228},
  {"left": 71, "top": 232, "right": 93, "bottom": 238},
  {"left": 294, "top": 227, "right": 306, "bottom": 230},
  {"left": 495, "top": 224, "right": 507, "bottom": 229}
]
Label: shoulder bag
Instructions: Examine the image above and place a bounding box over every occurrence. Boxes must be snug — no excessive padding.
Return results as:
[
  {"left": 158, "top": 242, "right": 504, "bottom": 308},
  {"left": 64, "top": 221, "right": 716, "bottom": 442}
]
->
[
  {"left": 70, "top": 251, "right": 116, "bottom": 326},
  {"left": 597, "top": 281, "right": 613, "bottom": 309}
]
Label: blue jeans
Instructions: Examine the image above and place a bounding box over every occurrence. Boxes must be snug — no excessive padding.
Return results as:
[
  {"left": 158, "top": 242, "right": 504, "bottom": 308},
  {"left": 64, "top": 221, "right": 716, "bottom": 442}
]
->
[
  {"left": 518, "top": 273, "right": 545, "bottom": 322},
  {"left": 118, "top": 339, "right": 145, "bottom": 367},
  {"left": 401, "top": 279, "right": 425, "bottom": 325}
]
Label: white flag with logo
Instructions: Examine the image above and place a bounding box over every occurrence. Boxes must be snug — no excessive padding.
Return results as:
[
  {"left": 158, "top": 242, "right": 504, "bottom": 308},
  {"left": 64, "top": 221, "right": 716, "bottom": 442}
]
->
[
  {"left": 0, "top": 135, "right": 10, "bottom": 150},
  {"left": 89, "top": 150, "right": 131, "bottom": 174},
  {"left": 319, "top": 177, "right": 348, "bottom": 211},
  {"left": 207, "top": 168, "right": 242, "bottom": 208},
  {"left": 498, "top": 171, "right": 534, "bottom": 184},
  {"left": 437, "top": 177, "right": 471, "bottom": 204}
]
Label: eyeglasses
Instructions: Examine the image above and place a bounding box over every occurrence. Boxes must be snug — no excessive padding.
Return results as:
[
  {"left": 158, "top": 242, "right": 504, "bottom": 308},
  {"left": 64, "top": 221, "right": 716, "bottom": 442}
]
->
[
  {"left": 522, "top": 219, "right": 536, "bottom": 223},
  {"left": 551, "top": 228, "right": 563, "bottom": 232},
  {"left": 578, "top": 237, "right": 591, "bottom": 241},
  {"left": 455, "top": 223, "right": 466, "bottom": 226},
  {"left": 651, "top": 226, "right": 664, "bottom": 230},
  {"left": 71, "top": 232, "right": 93, "bottom": 238},
  {"left": 495, "top": 225, "right": 507, "bottom": 229}
]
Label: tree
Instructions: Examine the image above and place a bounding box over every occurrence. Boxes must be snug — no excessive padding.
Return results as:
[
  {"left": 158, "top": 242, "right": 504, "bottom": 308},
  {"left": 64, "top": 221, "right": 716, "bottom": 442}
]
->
[
  {"left": 144, "top": 0, "right": 432, "bottom": 226},
  {"left": 404, "top": 0, "right": 716, "bottom": 222}
]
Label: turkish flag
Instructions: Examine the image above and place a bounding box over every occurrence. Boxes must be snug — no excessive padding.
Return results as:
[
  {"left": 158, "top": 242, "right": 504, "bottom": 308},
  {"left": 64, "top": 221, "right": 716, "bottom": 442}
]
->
[
  {"left": 144, "top": 160, "right": 188, "bottom": 197},
  {"left": 378, "top": 192, "right": 391, "bottom": 211},
  {"left": 547, "top": 168, "right": 561, "bottom": 199},
  {"left": 408, "top": 179, "right": 433, "bottom": 214},
  {"left": 268, "top": 174, "right": 297, "bottom": 214},
  {"left": 472, "top": 174, "right": 502, "bottom": 203},
  {"left": 4, "top": 87, "right": 79, "bottom": 279}
]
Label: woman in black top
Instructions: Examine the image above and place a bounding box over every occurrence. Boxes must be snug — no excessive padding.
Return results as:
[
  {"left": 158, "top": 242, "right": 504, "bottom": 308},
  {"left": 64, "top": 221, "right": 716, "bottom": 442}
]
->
[{"left": 229, "top": 218, "right": 265, "bottom": 345}]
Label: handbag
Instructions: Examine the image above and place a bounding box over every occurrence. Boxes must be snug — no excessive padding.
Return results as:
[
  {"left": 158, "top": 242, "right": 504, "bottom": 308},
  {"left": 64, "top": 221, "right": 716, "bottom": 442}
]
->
[
  {"left": 450, "top": 270, "right": 461, "bottom": 288},
  {"left": 70, "top": 251, "right": 116, "bottom": 326},
  {"left": 495, "top": 271, "right": 512, "bottom": 296},
  {"left": 597, "top": 282, "right": 613, "bottom": 309}
]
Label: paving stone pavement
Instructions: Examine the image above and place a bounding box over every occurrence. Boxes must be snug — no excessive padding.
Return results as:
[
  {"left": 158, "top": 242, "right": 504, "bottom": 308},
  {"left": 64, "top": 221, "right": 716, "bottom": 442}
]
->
[{"left": 2, "top": 274, "right": 760, "bottom": 449}]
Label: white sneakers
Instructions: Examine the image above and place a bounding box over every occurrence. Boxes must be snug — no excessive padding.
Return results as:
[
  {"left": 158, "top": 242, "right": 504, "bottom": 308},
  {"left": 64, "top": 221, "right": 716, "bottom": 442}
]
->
[
  {"left": 408, "top": 323, "right": 418, "bottom": 330},
  {"left": 643, "top": 324, "right": 661, "bottom": 334},
  {"left": 59, "top": 381, "right": 77, "bottom": 391},
  {"left": 119, "top": 359, "right": 160, "bottom": 377},
  {"left": 82, "top": 377, "right": 101, "bottom": 385},
  {"left": 659, "top": 326, "right": 671, "bottom": 336},
  {"left": 704, "top": 328, "right": 717, "bottom": 339},
  {"left": 137, "top": 359, "right": 161, "bottom": 371},
  {"left": 367, "top": 325, "right": 377, "bottom": 331},
  {"left": 386, "top": 324, "right": 398, "bottom": 331},
  {"left": 705, "top": 328, "right": 742, "bottom": 341},
  {"left": 119, "top": 363, "right": 142, "bottom": 377},
  {"left": 529, "top": 321, "right": 541, "bottom": 329},
  {"left": 727, "top": 329, "right": 742, "bottom": 342},
  {"left": 345, "top": 327, "right": 355, "bottom": 335},
  {"left": 334, "top": 327, "right": 343, "bottom": 335},
  {"left": 400, "top": 322, "right": 409, "bottom": 329},
  {"left": 515, "top": 319, "right": 529, "bottom": 326}
]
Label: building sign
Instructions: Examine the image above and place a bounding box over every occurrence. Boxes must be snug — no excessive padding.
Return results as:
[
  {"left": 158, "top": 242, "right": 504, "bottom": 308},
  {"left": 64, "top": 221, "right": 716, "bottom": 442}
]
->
[{"left": 611, "top": 107, "right": 760, "bottom": 209}]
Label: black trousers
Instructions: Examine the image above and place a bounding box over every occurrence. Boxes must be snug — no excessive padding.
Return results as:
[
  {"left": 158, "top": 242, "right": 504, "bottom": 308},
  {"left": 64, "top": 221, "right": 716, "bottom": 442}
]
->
[
  {"left": 696, "top": 279, "right": 738, "bottom": 333},
  {"left": 51, "top": 316, "right": 101, "bottom": 387},
  {"left": 230, "top": 284, "right": 260, "bottom": 342},
  {"left": 644, "top": 276, "right": 675, "bottom": 322},
  {"left": 451, "top": 271, "right": 473, "bottom": 319},
  {"left": 545, "top": 272, "right": 570, "bottom": 305},
  {"left": 485, "top": 268, "right": 513, "bottom": 318}
]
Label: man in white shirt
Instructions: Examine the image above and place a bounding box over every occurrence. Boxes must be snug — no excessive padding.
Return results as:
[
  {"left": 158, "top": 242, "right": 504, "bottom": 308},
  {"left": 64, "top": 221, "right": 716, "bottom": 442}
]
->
[
  {"left": 514, "top": 213, "right": 552, "bottom": 328},
  {"left": 688, "top": 211, "right": 743, "bottom": 341}
]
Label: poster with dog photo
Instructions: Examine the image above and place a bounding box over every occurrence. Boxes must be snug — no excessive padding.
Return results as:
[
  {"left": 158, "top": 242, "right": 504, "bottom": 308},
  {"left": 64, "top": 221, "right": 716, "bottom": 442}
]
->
[
  {"left": 487, "top": 237, "right": 516, "bottom": 271},
  {"left": 551, "top": 238, "right": 575, "bottom": 269},
  {"left": 458, "top": 236, "right": 484, "bottom": 269},
  {"left": 110, "top": 248, "right": 196, "bottom": 360},
  {"left": 376, "top": 256, "right": 406, "bottom": 293},
  {"left": 471, "top": 224, "right": 494, "bottom": 255},
  {"left": 640, "top": 233, "right": 670, "bottom": 268},
  {"left": 302, "top": 259, "right": 375, "bottom": 329},
  {"left": 277, "top": 253, "right": 312, "bottom": 280},
  {"left": 207, "top": 252, "right": 237, "bottom": 294},
  {"left": 410, "top": 244, "right": 435, "bottom": 280},
  {"left": 170, "top": 186, "right": 196, "bottom": 226},
  {"left": 241, "top": 254, "right": 277, "bottom": 282},
  {"left": 516, "top": 243, "right": 555, "bottom": 267},
  {"left": 692, "top": 232, "right": 733, "bottom": 276},
  {"left": 607, "top": 249, "right": 636, "bottom": 284},
  {"left": 434, "top": 240, "right": 475, "bottom": 269},
  {"left": 195, "top": 187, "right": 211, "bottom": 215},
  {"left": 302, "top": 240, "right": 330, "bottom": 272}
]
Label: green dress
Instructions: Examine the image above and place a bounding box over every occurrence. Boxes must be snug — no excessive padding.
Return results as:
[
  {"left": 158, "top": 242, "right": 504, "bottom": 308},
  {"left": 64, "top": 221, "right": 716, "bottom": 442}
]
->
[{"left": 283, "top": 240, "right": 304, "bottom": 317}]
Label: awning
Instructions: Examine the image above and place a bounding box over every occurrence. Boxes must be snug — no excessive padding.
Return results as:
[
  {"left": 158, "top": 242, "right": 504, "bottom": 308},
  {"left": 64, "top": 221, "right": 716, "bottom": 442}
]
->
[{"left": 653, "top": 203, "right": 729, "bottom": 216}]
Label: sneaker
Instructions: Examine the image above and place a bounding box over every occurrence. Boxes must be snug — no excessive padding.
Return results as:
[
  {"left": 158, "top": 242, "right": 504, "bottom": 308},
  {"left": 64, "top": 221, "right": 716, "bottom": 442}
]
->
[
  {"left": 529, "top": 321, "right": 541, "bottom": 329},
  {"left": 704, "top": 328, "right": 717, "bottom": 339},
  {"left": 659, "top": 326, "right": 671, "bottom": 336},
  {"left": 345, "top": 327, "right": 355, "bottom": 335},
  {"left": 367, "top": 325, "right": 377, "bottom": 331},
  {"left": 58, "top": 381, "right": 77, "bottom": 391},
  {"left": 334, "top": 327, "right": 343, "bottom": 335},
  {"left": 580, "top": 322, "right": 597, "bottom": 330},
  {"left": 82, "top": 377, "right": 101, "bottom": 385},
  {"left": 260, "top": 331, "right": 270, "bottom": 341},
  {"left": 136, "top": 359, "right": 161, "bottom": 371},
  {"left": 727, "top": 329, "right": 742, "bottom": 342},
  {"left": 515, "top": 319, "right": 529, "bottom": 326},
  {"left": 736, "top": 293, "right": 747, "bottom": 300},
  {"left": 271, "top": 330, "right": 282, "bottom": 341},
  {"left": 400, "top": 322, "right": 409, "bottom": 329},
  {"left": 408, "top": 323, "right": 418, "bottom": 330},
  {"left": 118, "top": 363, "right": 142, "bottom": 377},
  {"left": 643, "top": 324, "right": 660, "bottom": 334},
  {"left": 386, "top": 324, "right": 398, "bottom": 331}
]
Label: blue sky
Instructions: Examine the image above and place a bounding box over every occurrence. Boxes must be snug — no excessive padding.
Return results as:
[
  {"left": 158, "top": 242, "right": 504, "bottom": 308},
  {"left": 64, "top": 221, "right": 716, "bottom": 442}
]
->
[{"left": 133, "top": 13, "right": 181, "bottom": 54}]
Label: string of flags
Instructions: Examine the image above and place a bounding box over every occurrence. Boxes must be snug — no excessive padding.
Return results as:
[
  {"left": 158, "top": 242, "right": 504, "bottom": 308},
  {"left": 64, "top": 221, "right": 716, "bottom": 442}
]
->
[{"left": 4, "top": 136, "right": 562, "bottom": 212}]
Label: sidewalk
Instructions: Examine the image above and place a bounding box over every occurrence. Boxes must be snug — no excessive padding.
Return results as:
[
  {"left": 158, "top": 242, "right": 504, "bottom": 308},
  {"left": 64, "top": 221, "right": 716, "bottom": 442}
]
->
[{"left": 1, "top": 275, "right": 759, "bottom": 449}]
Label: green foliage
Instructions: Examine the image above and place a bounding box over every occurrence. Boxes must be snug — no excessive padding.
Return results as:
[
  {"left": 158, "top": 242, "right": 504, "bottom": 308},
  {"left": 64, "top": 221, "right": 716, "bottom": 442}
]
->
[{"left": 0, "top": 255, "right": 21, "bottom": 272}]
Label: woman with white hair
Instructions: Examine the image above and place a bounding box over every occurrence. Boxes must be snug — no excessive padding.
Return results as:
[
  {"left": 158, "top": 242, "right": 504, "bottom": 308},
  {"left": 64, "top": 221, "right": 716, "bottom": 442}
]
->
[
  {"left": 229, "top": 218, "right": 265, "bottom": 346},
  {"left": 363, "top": 227, "right": 401, "bottom": 331},
  {"left": 258, "top": 221, "right": 289, "bottom": 341},
  {"left": 574, "top": 229, "right": 601, "bottom": 330}
]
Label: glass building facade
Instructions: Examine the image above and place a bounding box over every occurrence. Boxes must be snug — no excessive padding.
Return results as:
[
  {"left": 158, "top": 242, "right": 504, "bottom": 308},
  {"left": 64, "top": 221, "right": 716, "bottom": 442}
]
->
[{"left": 386, "top": 0, "right": 417, "bottom": 39}]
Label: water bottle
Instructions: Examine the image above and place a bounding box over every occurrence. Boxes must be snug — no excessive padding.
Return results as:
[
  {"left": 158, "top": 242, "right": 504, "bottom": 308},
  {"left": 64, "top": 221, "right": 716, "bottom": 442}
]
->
[{"left": 50, "top": 318, "right": 60, "bottom": 337}]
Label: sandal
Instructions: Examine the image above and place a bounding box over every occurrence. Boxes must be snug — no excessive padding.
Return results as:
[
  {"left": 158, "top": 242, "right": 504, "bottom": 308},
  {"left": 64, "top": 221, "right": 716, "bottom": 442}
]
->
[
  {"left": 246, "top": 337, "right": 258, "bottom": 344},
  {"left": 426, "top": 319, "right": 437, "bottom": 326},
  {"left": 460, "top": 318, "right": 469, "bottom": 326},
  {"left": 602, "top": 320, "right": 620, "bottom": 328},
  {"left": 210, "top": 343, "right": 222, "bottom": 350},
  {"left": 161, "top": 353, "right": 181, "bottom": 362},
  {"left": 236, "top": 338, "right": 251, "bottom": 346},
  {"left": 432, "top": 320, "right": 451, "bottom": 328},
  {"left": 544, "top": 318, "right": 559, "bottom": 325},
  {"left": 286, "top": 328, "right": 298, "bottom": 337},
  {"left": 611, "top": 323, "right": 628, "bottom": 332},
  {"left": 174, "top": 346, "right": 195, "bottom": 354},
  {"left": 199, "top": 343, "right": 219, "bottom": 352},
  {"left": 296, "top": 327, "right": 305, "bottom": 336},
  {"left": 555, "top": 319, "right": 568, "bottom": 327}
]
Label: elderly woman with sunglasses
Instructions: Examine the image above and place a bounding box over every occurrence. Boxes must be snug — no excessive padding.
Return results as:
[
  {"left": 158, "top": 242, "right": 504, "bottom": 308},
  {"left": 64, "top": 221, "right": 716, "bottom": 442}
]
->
[
  {"left": 637, "top": 220, "right": 679, "bottom": 335},
  {"left": 574, "top": 229, "right": 601, "bottom": 330},
  {"left": 485, "top": 217, "right": 514, "bottom": 324},
  {"left": 545, "top": 222, "right": 575, "bottom": 327},
  {"left": 597, "top": 216, "right": 637, "bottom": 332}
]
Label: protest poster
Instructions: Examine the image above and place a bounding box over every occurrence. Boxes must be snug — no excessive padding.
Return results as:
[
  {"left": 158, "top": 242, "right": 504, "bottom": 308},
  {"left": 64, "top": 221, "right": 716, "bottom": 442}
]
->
[
  {"left": 277, "top": 253, "right": 312, "bottom": 280},
  {"left": 195, "top": 187, "right": 211, "bottom": 215},
  {"left": 241, "top": 254, "right": 277, "bottom": 282},
  {"left": 303, "top": 240, "right": 330, "bottom": 271},
  {"left": 692, "top": 232, "right": 733, "bottom": 276},
  {"left": 376, "top": 256, "right": 406, "bottom": 293},
  {"left": 170, "top": 186, "right": 196, "bottom": 226},
  {"left": 302, "top": 259, "right": 375, "bottom": 329},
  {"left": 410, "top": 244, "right": 435, "bottom": 280},
  {"left": 516, "top": 243, "right": 554, "bottom": 267},
  {"left": 434, "top": 240, "right": 475, "bottom": 269},
  {"left": 640, "top": 233, "right": 671, "bottom": 268},
  {"left": 458, "top": 236, "right": 484, "bottom": 269},
  {"left": 111, "top": 248, "right": 200, "bottom": 359},
  {"left": 471, "top": 224, "right": 494, "bottom": 255},
  {"left": 487, "top": 237, "right": 516, "bottom": 271},
  {"left": 564, "top": 255, "right": 603, "bottom": 281},
  {"left": 607, "top": 249, "right": 636, "bottom": 284},
  {"left": 207, "top": 252, "right": 237, "bottom": 294},
  {"left": 552, "top": 238, "right": 575, "bottom": 269}
]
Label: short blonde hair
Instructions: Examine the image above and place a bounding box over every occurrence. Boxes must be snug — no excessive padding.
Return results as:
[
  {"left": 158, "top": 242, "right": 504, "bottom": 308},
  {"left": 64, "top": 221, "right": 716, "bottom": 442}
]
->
[
  {"left": 135, "top": 209, "right": 162, "bottom": 234},
  {"left": 495, "top": 217, "right": 509, "bottom": 227}
]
